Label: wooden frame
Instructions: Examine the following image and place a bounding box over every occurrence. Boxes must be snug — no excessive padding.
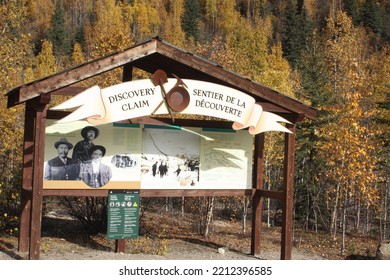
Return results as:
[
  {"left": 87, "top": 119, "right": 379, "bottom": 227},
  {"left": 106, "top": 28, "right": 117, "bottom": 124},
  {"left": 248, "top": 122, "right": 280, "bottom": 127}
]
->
[{"left": 6, "top": 37, "right": 316, "bottom": 260}]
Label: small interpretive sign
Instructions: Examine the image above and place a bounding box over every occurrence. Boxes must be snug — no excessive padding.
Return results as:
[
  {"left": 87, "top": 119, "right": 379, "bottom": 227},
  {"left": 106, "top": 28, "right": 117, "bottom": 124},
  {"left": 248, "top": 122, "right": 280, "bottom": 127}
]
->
[{"left": 107, "top": 190, "right": 140, "bottom": 240}]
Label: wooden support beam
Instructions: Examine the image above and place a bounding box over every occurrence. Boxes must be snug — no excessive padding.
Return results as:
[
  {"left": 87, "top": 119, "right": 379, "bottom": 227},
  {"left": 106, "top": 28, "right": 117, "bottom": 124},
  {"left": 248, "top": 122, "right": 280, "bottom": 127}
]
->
[
  {"left": 122, "top": 63, "right": 133, "bottom": 82},
  {"left": 28, "top": 99, "right": 49, "bottom": 260},
  {"left": 251, "top": 133, "right": 265, "bottom": 257},
  {"left": 281, "top": 124, "right": 295, "bottom": 260},
  {"left": 115, "top": 240, "right": 126, "bottom": 254},
  {"left": 258, "top": 189, "right": 283, "bottom": 200},
  {"left": 42, "top": 188, "right": 253, "bottom": 197},
  {"left": 49, "top": 86, "right": 86, "bottom": 96},
  {"left": 18, "top": 102, "right": 36, "bottom": 252},
  {"left": 18, "top": 188, "right": 31, "bottom": 252}
]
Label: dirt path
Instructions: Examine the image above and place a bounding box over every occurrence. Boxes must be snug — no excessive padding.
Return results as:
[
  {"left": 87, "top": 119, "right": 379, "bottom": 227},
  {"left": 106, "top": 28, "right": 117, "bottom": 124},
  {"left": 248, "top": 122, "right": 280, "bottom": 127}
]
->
[{"left": 0, "top": 206, "right": 376, "bottom": 260}]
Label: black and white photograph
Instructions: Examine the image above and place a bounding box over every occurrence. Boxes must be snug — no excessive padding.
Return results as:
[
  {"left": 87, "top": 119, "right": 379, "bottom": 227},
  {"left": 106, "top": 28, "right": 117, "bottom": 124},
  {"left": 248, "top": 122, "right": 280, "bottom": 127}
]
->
[
  {"left": 140, "top": 125, "right": 201, "bottom": 189},
  {"left": 43, "top": 120, "right": 142, "bottom": 189}
]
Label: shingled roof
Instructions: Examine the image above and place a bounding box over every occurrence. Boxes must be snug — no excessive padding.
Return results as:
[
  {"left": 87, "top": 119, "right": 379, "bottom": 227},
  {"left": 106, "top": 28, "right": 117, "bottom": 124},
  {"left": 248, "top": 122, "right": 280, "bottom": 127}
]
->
[{"left": 6, "top": 37, "right": 316, "bottom": 121}]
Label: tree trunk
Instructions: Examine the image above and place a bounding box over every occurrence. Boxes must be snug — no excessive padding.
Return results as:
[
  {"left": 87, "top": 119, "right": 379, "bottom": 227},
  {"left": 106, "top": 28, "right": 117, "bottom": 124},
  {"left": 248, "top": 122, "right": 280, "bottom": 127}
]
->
[
  {"left": 204, "top": 197, "right": 215, "bottom": 237},
  {"left": 266, "top": 198, "right": 270, "bottom": 227},
  {"left": 356, "top": 199, "right": 361, "bottom": 231},
  {"left": 265, "top": 156, "right": 271, "bottom": 227},
  {"left": 365, "top": 204, "right": 370, "bottom": 236},
  {"left": 383, "top": 181, "right": 388, "bottom": 240},
  {"left": 305, "top": 189, "right": 310, "bottom": 230},
  {"left": 242, "top": 196, "right": 249, "bottom": 234},
  {"left": 331, "top": 181, "right": 341, "bottom": 238},
  {"left": 341, "top": 193, "right": 347, "bottom": 256},
  {"left": 181, "top": 196, "right": 185, "bottom": 217}
]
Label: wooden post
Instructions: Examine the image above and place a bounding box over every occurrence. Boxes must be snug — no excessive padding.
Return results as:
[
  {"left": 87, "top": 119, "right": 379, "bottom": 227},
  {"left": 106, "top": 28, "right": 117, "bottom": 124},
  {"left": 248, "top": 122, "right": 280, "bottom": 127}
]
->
[
  {"left": 251, "top": 133, "right": 265, "bottom": 256},
  {"left": 29, "top": 96, "right": 50, "bottom": 260},
  {"left": 115, "top": 239, "right": 126, "bottom": 253},
  {"left": 18, "top": 103, "right": 36, "bottom": 252},
  {"left": 281, "top": 124, "right": 295, "bottom": 260},
  {"left": 122, "top": 63, "right": 133, "bottom": 82}
]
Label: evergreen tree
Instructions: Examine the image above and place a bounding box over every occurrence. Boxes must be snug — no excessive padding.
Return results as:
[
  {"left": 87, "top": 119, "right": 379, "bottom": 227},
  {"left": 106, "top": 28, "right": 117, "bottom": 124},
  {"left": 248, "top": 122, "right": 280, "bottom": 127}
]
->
[
  {"left": 259, "top": 0, "right": 273, "bottom": 19},
  {"left": 296, "top": 31, "right": 328, "bottom": 107},
  {"left": 182, "top": 0, "right": 201, "bottom": 42},
  {"left": 282, "top": 0, "right": 313, "bottom": 68},
  {"left": 47, "top": 0, "right": 72, "bottom": 57},
  {"left": 360, "top": 0, "right": 383, "bottom": 35},
  {"left": 294, "top": 31, "right": 330, "bottom": 231},
  {"left": 282, "top": 0, "right": 298, "bottom": 63},
  {"left": 344, "top": 0, "right": 360, "bottom": 25},
  {"left": 74, "top": 25, "right": 85, "bottom": 46},
  {"left": 298, "top": 5, "right": 314, "bottom": 55}
]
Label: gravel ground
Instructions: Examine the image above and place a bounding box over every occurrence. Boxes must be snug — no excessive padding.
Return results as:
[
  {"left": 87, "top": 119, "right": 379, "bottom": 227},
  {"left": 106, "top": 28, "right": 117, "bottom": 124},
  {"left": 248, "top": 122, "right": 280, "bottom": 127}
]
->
[{"left": 0, "top": 236, "right": 325, "bottom": 260}]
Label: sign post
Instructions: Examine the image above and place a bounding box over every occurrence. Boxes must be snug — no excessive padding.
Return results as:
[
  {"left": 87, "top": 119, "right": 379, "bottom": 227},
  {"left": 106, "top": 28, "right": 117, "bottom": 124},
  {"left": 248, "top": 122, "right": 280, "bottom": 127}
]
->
[{"left": 107, "top": 190, "right": 140, "bottom": 240}]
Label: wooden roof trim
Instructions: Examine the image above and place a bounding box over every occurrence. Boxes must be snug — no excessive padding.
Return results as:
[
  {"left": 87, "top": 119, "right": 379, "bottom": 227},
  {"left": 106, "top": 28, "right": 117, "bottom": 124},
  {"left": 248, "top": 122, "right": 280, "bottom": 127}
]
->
[
  {"left": 6, "top": 37, "right": 316, "bottom": 120},
  {"left": 6, "top": 39, "right": 158, "bottom": 107},
  {"left": 155, "top": 40, "right": 317, "bottom": 120}
]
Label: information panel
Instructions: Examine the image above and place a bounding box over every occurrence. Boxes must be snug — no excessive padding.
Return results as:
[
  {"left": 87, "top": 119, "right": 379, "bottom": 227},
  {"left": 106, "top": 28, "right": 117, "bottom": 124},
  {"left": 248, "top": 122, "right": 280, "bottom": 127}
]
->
[
  {"left": 43, "top": 120, "right": 253, "bottom": 190},
  {"left": 107, "top": 190, "right": 140, "bottom": 240}
]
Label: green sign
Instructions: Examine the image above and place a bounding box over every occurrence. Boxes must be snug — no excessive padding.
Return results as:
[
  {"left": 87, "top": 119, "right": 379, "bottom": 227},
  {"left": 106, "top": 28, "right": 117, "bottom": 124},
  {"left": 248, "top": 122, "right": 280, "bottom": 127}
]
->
[{"left": 107, "top": 190, "right": 140, "bottom": 240}]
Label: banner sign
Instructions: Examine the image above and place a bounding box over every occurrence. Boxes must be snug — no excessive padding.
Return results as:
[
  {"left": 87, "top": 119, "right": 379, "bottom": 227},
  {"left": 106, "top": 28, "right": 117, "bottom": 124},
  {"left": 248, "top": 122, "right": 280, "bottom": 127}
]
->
[
  {"left": 52, "top": 70, "right": 291, "bottom": 134},
  {"left": 107, "top": 190, "right": 140, "bottom": 240}
]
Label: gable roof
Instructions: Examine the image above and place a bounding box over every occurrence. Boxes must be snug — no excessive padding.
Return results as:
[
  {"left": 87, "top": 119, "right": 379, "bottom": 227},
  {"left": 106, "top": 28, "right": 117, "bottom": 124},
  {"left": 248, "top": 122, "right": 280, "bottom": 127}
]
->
[{"left": 6, "top": 37, "right": 316, "bottom": 121}]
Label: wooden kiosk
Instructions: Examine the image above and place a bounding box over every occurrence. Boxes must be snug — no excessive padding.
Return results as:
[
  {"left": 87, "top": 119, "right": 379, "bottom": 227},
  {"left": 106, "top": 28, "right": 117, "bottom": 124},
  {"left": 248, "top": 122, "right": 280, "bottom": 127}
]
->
[{"left": 6, "top": 37, "right": 316, "bottom": 260}]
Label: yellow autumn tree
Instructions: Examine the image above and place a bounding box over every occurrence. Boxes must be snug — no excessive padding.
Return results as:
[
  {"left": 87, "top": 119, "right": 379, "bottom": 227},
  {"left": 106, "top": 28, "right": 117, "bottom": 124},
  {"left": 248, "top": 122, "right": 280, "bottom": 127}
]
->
[
  {"left": 262, "top": 43, "right": 296, "bottom": 97},
  {"left": 366, "top": 46, "right": 390, "bottom": 240},
  {"left": 159, "top": 0, "right": 186, "bottom": 47},
  {"left": 84, "top": 0, "right": 134, "bottom": 87},
  {"left": 317, "top": 12, "right": 379, "bottom": 253},
  {"left": 34, "top": 40, "right": 57, "bottom": 79},
  {"left": 220, "top": 9, "right": 296, "bottom": 230},
  {"left": 72, "top": 42, "right": 85, "bottom": 65},
  {"left": 25, "top": 0, "right": 55, "bottom": 42},
  {"left": 204, "top": 0, "right": 218, "bottom": 35},
  {"left": 0, "top": 1, "right": 33, "bottom": 176},
  {"left": 192, "top": 9, "right": 295, "bottom": 231},
  {"left": 0, "top": 0, "right": 35, "bottom": 234},
  {"left": 125, "top": 0, "right": 161, "bottom": 42},
  {"left": 34, "top": 39, "right": 70, "bottom": 107}
]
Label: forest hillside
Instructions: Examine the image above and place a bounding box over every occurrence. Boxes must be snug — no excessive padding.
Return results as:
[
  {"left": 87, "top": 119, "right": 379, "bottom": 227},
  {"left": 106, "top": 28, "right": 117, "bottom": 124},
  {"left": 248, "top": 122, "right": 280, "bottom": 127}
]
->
[{"left": 0, "top": 0, "right": 389, "bottom": 258}]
